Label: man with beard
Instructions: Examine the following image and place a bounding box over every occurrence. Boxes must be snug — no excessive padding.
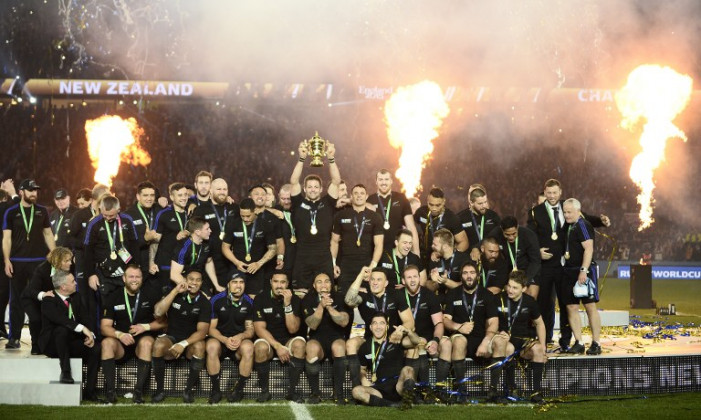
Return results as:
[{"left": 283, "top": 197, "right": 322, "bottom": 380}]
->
[
  {"left": 480, "top": 237, "right": 510, "bottom": 294},
  {"left": 527, "top": 178, "right": 610, "bottom": 349},
  {"left": 187, "top": 170, "right": 213, "bottom": 211},
  {"left": 269, "top": 184, "right": 296, "bottom": 277},
  {"left": 344, "top": 267, "right": 414, "bottom": 390},
  {"left": 50, "top": 188, "right": 76, "bottom": 248},
  {"left": 3, "top": 179, "right": 55, "bottom": 349},
  {"left": 289, "top": 140, "right": 341, "bottom": 293},
  {"left": 487, "top": 216, "right": 541, "bottom": 296},
  {"left": 125, "top": 182, "right": 162, "bottom": 278},
  {"left": 351, "top": 312, "right": 419, "bottom": 407},
  {"left": 222, "top": 199, "right": 277, "bottom": 298},
  {"left": 457, "top": 186, "right": 500, "bottom": 262},
  {"left": 100, "top": 264, "right": 164, "bottom": 404},
  {"left": 192, "top": 178, "right": 239, "bottom": 283},
  {"left": 443, "top": 261, "right": 500, "bottom": 390},
  {"left": 253, "top": 271, "right": 305, "bottom": 403},
  {"left": 170, "top": 216, "right": 223, "bottom": 296},
  {"left": 150, "top": 183, "right": 190, "bottom": 296},
  {"left": 414, "top": 188, "right": 468, "bottom": 264},
  {"left": 206, "top": 273, "right": 255, "bottom": 404},
  {"left": 401, "top": 265, "right": 452, "bottom": 385},
  {"left": 331, "top": 184, "right": 384, "bottom": 294},
  {"left": 494, "top": 270, "right": 547, "bottom": 403},
  {"left": 378, "top": 229, "right": 426, "bottom": 289},
  {"left": 151, "top": 269, "right": 210, "bottom": 403},
  {"left": 427, "top": 229, "right": 471, "bottom": 293},
  {"left": 367, "top": 169, "right": 420, "bottom": 255},
  {"left": 302, "top": 272, "right": 351, "bottom": 404},
  {"left": 249, "top": 184, "right": 285, "bottom": 273}
]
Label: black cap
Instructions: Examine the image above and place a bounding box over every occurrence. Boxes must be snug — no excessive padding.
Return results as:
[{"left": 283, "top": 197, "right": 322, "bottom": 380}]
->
[
  {"left": 54, "top": 188, "right": 69, "bottom": 200},
  {"left": 18, "top": 179, "right": 41, "bottom": 191},
  {"left": 228, "top": 270, "right": 245, "bottom": 282}
]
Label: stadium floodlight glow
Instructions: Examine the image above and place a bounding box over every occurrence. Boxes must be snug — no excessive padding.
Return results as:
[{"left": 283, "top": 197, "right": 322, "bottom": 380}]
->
[{"left": 28, "top": 96, "right": 37, "bottom": 104}]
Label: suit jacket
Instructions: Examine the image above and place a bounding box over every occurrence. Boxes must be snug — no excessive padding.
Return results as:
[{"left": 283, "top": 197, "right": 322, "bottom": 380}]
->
[
  {"left": 22, "top": 261, "right": 55, "bottom": 302},
  {"left": 38, "top": 292, "right": 88, "bottom": 353}
]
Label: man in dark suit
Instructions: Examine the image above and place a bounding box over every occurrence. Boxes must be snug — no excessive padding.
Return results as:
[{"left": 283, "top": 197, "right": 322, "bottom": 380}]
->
[
  {"left": 526, "top": 178, "right": 610, "bottom": 349},
  {"left": 39, "top": 269, "right": 101, "bottom": 401}
]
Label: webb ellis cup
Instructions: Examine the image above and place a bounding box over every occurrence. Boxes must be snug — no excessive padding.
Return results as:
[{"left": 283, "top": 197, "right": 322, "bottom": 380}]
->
[{"left": 306, "top": 131, "right": 328, "bottom": 167}]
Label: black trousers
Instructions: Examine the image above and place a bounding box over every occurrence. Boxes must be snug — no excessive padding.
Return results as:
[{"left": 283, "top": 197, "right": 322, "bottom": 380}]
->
[
  {"left": 555, "top": 268, "right": 572, "bottom": 345},
  {"left": 536, "top": 265, "right": 561, "bottom": 343},
  {"left": 7, "top": 260, "right": 41, "bottom": 341},
  {"left": 0, "top": 263, "right": 9, "bottom": 335},
  {"left": 20, "top": 292, "right": 42, "bottom": 347},
  {"left": 43, "top": 326, "right": 100, "bottom": 390}
]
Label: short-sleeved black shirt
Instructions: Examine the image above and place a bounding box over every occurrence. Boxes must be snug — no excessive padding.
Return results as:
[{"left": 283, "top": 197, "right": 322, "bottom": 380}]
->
[
  {"left": 332, "top": 207, "right": 384, "bottom": 261},
  {"left": 357, "top": 290, "right": 409, "bottom": 339},
  {"left": 192, "top": 203, "right": 239, "bottom": 260},
  {"left": 154, "top": 207, "right": 188, "bottom": 268},
  {"left": 210, "top": 291, "right": 255, "bottom": 337},
  {"left": 67, "top": 206, "right": 97, "bottom": 251},
  {"left": 290, "top": 194, "right": 336, "bottom": 254},
  {"left": 428, "top": 250, "right": 471, "bottom": 284},
  {"left": 403, "top": 286, "right": 442, "bottom": 340},
  {"left": 166, "top": 292, "right": 210, "bottom": 342},
  {"left": 171, "top": 238, "right": 210, "bottom": 274},
  {"left": 486, "top": 226, "right": 541, "bottom": 282},
  {"left": 378, "top": 250, "right": 424, "bottom": 286},
  {"left": 414, "top": 207, "right": 463, "bottom": 260},
  {"left": 50, "top": 206, "right": 77, "bottom": 248},
  {"left": 564, "top": 217, "right": 595, "bottom": 268},
  {"left": 2, "top": 203, "right": 52, "bottom": 261},
  {"left": 103, "top": 287, "right": 159, "bottom": 333},
  {"left": 443, "top": 286, "right": 497, "bottom": 339},
  {"left": 222, "top": 217, "right": 276, "bottom": 262},
  {"left": 495, "top": 292, "right": 540, "bottom": 339},
  {"left": 366, "top": 192, "right": 413, "bottom": 252},
  {"left": 457, "top": 208, "right": 500, "bottom": 252},
  {"left": 302, "top": 291, "right": 351, "bottom": 342},
  {"left": 253, "top": 291, "right": 302, "bottom": 343},
  {"left": 83, "top": 213, "right": 140, "bottom": 277},
  {"left": 358, "top": 338, "right": 405, "bottom": 381},
  {"left": 480, "top": 255, "right": 510, "bottom": 289}
]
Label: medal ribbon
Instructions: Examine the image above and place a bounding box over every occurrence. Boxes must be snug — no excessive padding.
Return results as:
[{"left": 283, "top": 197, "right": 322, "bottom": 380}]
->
[
  {"left": 175, "top": 210, "right": 185, "bottom": 232},
  {"left": 441, "top": 254, "right": 456, "bottom": 280},
  {"left": 123, "top": 287, "right": 140, "bottom": 324},
  {"left": 354, "top": 213, "right": 367, "bottom": 245},
  {"left": 406, "top": 289, "right": 421, "bottom": 318},
  {"left": 283, "top": 211, "right": 296, "bottom": 238},
  {"left": 210, "top": 202, "right": 226, "bottom": 234},
  {"left": 546, "top": 204, "right": 558, "bottom": 236},
  {"left": 191, "top": 241, "right": 202, "bottom": 265},
  {"left": 105, "top": 217, "right": 124, "bottom": 253},
  {"left": 507, "top": 237, "right": 519, "bottom": 270},
  {"left": 371, "top": 293, "right": 387, "bottom": 312},
  {"left": 136, "top": 203, "right": 154, "bottom": 229},
  {"left": 565, "top": 223, "right": 575, "bottom": 257},
  {"left": 470, "top": 211, "right": 485, "bottom": 242},
  {"left": 309, "top": 208, "right": 318, "bottom": 229},
  {"left": 506, "top": 297, "right": 523, "bottom": 334},
  {"left": 67, "top": 301, "right": 74, "bottom": 320},
  {"left": 242, "top": 219, "right": 256, "bottom": 257},
  {"left": 371, "top": 339, "right": 387, "bottom": 379},
  {"left": 19, "top": 204, "right": 34, "bottom": 240},
  {"left": 229, "top": 292, "right": 240, "bottom": 308},
  {"left": 462, "top": 289, "right": 478, "bottom": 322},
  {"left": 54, "top": 213, "right": 64, "bottom": 238},
  {"left": 376, "top": 193, "right": 392, "bottom": 224},
  {"left": 388, "top": 251, "right": 407, "bottom": 285}
]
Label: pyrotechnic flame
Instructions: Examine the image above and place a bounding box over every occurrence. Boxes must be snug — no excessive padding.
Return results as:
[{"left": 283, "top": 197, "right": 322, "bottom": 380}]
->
[
  {"left": 615, "top": 65, "right": 693, "bottom": 231},
  {"left": 85, "top": 115, "right": 151, "bottom": 187},
  {"left": 384, "top": 81, "right": 450, "bottom": 198}
]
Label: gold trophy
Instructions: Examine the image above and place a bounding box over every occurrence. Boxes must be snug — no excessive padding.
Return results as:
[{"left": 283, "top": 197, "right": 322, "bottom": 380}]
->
[{"left": 305, "top": 131, "right": 327, "bottom": 167}]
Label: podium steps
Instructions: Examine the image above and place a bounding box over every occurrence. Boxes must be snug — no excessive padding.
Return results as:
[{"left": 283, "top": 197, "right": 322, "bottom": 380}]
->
[{"left": 0, "top": 357, "right": 83, "bottom": 406}]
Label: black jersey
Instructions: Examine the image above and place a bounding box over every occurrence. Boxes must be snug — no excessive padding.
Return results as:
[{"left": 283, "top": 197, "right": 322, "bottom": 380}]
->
[
  {"left": 24, "top": 260, "right": 55, "bottom": 301},
  {"left": 486, "top": 226, "right": 541, "bottom": 282},
  {"left": 49, "top": 206, "right": 76, "bottom": 248},
  {"left": 210, "top": 291, "right": 254, "bottom": 337},
  {"left": 192, "top": 202, "right": 239, "bottom": 259},
  {"left": 564, "top": 217, "right": 595, "bottom": 268},
  {"left": 172, "top": 238, "right": 210, "bottom": 273},
  {"left": 496, "top": 292, "right": 540, "bottom": 339},
  {"left": 222, "top": 217, "right": 276, "bottom": 262},
  {"left": 165, "top": 292, "right": 210, "bottom": 342},
  {"left": 67, "top": 206, "right": 98, "bottom": 251},
  {"left": 358, "top": 338, "right": 405, "bottom": 381},
  {"left": 402, "top": 286, "right": 442, "bottom": 340},
  {"left": 357, "top": 290, "right": 409, "bottom": 339},
  {"left": 378, "top": 250, "right": 424, "bottom": 287},
  {"left": 253, "top": 291, "right": 302, "bottom": 343},
  {"left": 302, "top": 291, "right": 351, "bottom": 342},
  {"left": 153, "top": 206, "right": 188, "bottom": 268},
  {"left": 457, "top": 208, "right": 500, "bottom": 252},
  {"left": 366, "top": 192, "right": 413, "bottom": 253},
  {"left": 332, "top": 207, "right": 384, "bottom": 260},
  {"left": 83, "top": 213, "right": 139, "bottom": 278},
  {"left": 480, "top": 255, "right": 510, "bottom": 289},
  {"left": 428, "top": 250, "right": 471, "bottom": 285},
  {"left": 103, "top": 287, "right": 158, "bottom": 333},
  {"left": 414, "top": 207, "right": 463, "bottom": 260},
  {"left": 2, "top": 203, "right": 52, "bottom": 261},
  {"left": 443, "top": 286, "right": 497, "bottom": 339},
  {"left": 124, "top": 203, "right": 162, "bottom": 272},
  {"left": 290, "top": 194, "right": 336, "bottom": 253}
]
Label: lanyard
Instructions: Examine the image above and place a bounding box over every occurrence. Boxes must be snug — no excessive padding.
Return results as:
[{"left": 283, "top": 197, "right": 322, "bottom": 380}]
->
[
  {"left": 470, "top": 211, "right": 485, "bottom": 242},
  {"left": 372, "top": 293, "right": 387, "bottom": 312},
  {"left": 565, "top": 223, "right": 575, "bottom": 255},
  {"left": 376, "top": 193, "right": 392, "bottom": 222},
  {"left": 210, "top": 203, "right": 226, "bottom": 233},
  {"left": 546, "top": 204, "right": 558, "bottom": 234},
  {"left": 105, "top": 217, "right": 124, "bottom": 252},
  {"left": 441, "top": 254, "right": 456, "bottom": 280},
  {"left": 388, "top": 251, "right": 407, "bottom": 285},
  {"left": 229, "top": 292, "right": 240, "bottom": 307},
  {"left": 462, "top": 289, "right": 478, "bottom": 322},
  {"left": 480, "top": 265, "right": 487, "bottom": 288},
  {"left": 354, "top": 213, "right": 367, "bottom": 246},
  {"left": 20, "top": 204, "right": 34, "bottom": 241},
  {"left": 54, "top": 212, "right": 64, "bottom": 237},
  {"left": 67, "top": 300, "right": 74, "bottom": 320},
  {"left": 242, "top": 220, "right": 257, "bottom": 256},
  {"left": 506, "top": 297, "right": 523, "bottom": 333},
  {"left": 371, "top": 339, "right": 387, "bottom": 377},
  {"left": 186, "top": 293, "right": 200, "bottom": 304},
  {"left": 283, "top": 211, "right": 296, "bottom": 237},
  {"left": 175, "top": 210, "right": 185, "bottom": 231},
  {"left": 190, "top": 241, "right": 202, "bottom": 265},
  {"left": 507, "top": 237, "right": 519, "bottom": 271},
  {"left": 136, "top": 203, "right": 154, "bottom": 229},
  {"left": 123, "top": 287, "right": 140, "bottom": 324},
  {"left": 406, "top": 289, "right": 421, "bottom": 318}
]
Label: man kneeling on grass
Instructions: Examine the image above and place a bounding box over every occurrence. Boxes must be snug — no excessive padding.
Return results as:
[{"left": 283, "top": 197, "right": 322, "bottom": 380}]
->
[{"left": 352, "top": 312, "right": 419, "bottom": 407}]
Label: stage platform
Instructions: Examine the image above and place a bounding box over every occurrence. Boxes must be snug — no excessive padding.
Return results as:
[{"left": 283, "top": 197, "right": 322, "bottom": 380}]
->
[{"left": 1, "top": 319, "right": 699, "bottom": 405}]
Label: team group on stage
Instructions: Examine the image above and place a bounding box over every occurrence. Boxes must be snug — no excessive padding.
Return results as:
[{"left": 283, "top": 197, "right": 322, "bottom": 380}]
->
[{"left": 0, "top": 141, "right": 611, "bottom": 406}]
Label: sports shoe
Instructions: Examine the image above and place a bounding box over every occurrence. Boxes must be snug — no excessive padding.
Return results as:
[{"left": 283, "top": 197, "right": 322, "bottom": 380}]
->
[
  {"left": 586, "top": 341, "right": 602, "bottom": 355},
  {"left": 227, "top": 388, "right": 244, "bottom": 403},
  {"left": 566, "top": 342, "right": 585, "bottom": 354},
  {"left": 105, "top": 390, "right": 117, "bottom": 404},
  {"left": 151, "top": 391, "right": 166, "bottom": 403},
  {"left": 307, "top": 393, "right": 322, "bottom": 404},
  {"left": 285, "top": 391, "right": 303, "bottom": 403},
  {"left": 530, "top": 392, "right": 544, "bottom": 404},
  {"left": 256, "top": 391, "right": 272, "bottom": 403},
  {"left": 183, "top": 390, "right": 195, "bottom": 404},
  {"left": 208, "top": 390, "right": 222, "bottom": 404},
  {"left": 557, "top": 339, "right": 570, "bottom": 352},
  {"left": 132, "top": 390, "right": 144, "bottom": 404},
  {"left": 486, "top": 386, "right": 509, "bottom": 404},
  {"left": 31, "top": 344, "right": 41, "bottom": 355},
  {"left": 5, "top": 339, "right": 20, "bottom": 349}
]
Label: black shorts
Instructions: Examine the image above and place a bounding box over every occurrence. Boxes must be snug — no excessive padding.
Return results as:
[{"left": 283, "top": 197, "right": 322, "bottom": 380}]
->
[
  {"left": 117, "top": 334, "right": 155, "bottom": 361},
  {"left": 309, "top": 336, "right": 345, "bottom": 360},
  {"left": 219, "top": 347, "right": 240, "bottom": 361},
  {"left": 373, "top": 378, "right": 401, "bottom": 401},
  {"left": 562, "top": 268, "right": 599, "bottom": 306},
  {"left": 486, "top": 275, "right": 508, "bottom": 291},
  {"left": 510, "top": 337, "right": 529, "bottom": 352},
  {"left": 243, "top": 270, "right": 266, "bottom": 296},
  {"left": 452, "top": 333, "right": 486, "bottom": 360},
  {"left": 292, "top": 252, "right": 333, "bottom": 290}
]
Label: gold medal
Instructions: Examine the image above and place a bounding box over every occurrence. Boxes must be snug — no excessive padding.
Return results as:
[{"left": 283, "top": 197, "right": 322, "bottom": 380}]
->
[
  {"left": 551, "top": 232, "right": 558, "bottom": 240},
  {"left": 54, "top": 234, "right": 58, "bottom": 241},
  {"left": 310, "top": 225, "right": 318, "bottom": 235},
  {"left": 512, "top": 267, "right": 517, "bottom": 272},
  {"left": 219, "top": 232, "right": 225, "bottom": 240},
  {"left": 564, "top": 252, "right": 570, "bottom": 260},
  {"left": 356, "top": 239, "right": 361, "bottom": 247},
  {"left": 383, "top": 221, "right": 390, "bottom": 230},
  {"left": 371, "top": 373, "right": 377, "bottom": 383},
  {"left": 110, "top": 251, "right": 118, "bottom": 260},
  {"left": 290, "top": 236, "right": 297, "bottom": 243},
  {"left": 245, "top": 254, "right": 252, "bottom": 262}
]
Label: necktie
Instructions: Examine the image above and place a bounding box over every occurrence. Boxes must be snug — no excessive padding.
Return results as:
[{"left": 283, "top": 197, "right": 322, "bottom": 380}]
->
[
  {"left": 553, "top": 207, "right": 561, "bottom": 228},
  {"left": 64, "top": 297, "right": 70, "bottom": 308}
]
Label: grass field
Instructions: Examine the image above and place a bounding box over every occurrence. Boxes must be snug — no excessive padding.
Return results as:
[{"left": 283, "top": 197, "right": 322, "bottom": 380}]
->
[
  {"left": 589, "top": 277, "right": 701, "bottom": 317},
  {"left": 1, "top": 392, "right": 700, "bottom": 419}
]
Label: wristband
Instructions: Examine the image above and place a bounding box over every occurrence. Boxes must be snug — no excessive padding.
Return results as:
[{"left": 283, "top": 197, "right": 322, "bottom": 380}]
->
[
  {"left": 298, "top": 157, "right": 306, "bottom": 163},
  {"left": 140, "top": 323, "right": 151, "bottom": 331},
  {"left": 580, "top": 267, "right": 587, "bottom": 272},
  {"left": 332, "top": 258, "right": 337, "bottom": 266},
  {"left": 178, "top": 340, "right": 189, "bottom": 348},
  {"left": 328, "top": 158, "right": 336, "bottom": 164},
  {"left": 431, "top": 337, "right": 440, "bottom": 344},
  {"left": 115, "top": 331, "right": 123, "bottom": 339},
  {"left": 284, "top": 305, "right": 293, "bottom": 314},
  {"left": 277, "top": 254, "right": 284, "bottom": 261}
]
